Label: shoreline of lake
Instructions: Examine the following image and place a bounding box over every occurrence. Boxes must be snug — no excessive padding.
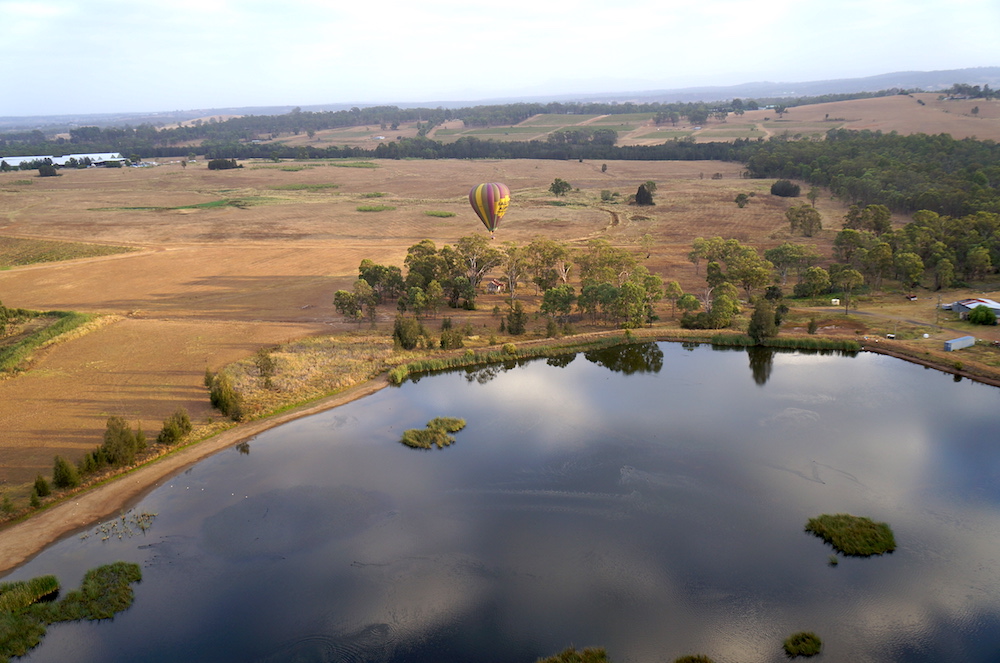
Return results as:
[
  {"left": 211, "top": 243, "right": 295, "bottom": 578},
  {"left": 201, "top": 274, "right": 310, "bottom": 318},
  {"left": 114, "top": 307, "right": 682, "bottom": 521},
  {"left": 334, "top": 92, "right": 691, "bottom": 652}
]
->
[
  {"left": 3, "top": 331, "right": 998, "bottom": 578},
  {"left": 0, "top": 377, "right": 390, "bottom": 576}
]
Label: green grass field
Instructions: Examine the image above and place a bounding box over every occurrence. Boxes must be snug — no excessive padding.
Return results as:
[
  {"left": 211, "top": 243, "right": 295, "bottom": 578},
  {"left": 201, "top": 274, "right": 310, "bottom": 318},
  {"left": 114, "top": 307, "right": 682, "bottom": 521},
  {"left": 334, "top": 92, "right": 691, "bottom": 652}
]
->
[{"left": 0, "top": 236, "right": 135, "bottom": 267}]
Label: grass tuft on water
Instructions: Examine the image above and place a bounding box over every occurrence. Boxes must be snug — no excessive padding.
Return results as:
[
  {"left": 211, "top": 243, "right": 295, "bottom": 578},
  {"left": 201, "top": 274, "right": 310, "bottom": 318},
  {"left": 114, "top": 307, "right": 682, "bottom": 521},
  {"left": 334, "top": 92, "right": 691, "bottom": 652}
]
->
[
  {"left": 400, "top": 417, "right": 466, "bottom": 449},
  {"left": 805, "top": 513, "right": 896, "bottom": 556},
  {"left": 783, "top": 631, "right": 822, "bottom": 657}
]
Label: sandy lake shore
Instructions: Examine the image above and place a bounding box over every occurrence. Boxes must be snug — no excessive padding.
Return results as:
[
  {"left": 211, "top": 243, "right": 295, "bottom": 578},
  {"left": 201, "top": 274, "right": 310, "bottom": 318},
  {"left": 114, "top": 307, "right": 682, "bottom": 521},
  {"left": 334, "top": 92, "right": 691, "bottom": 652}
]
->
[{"left": 0, "top": 377, "right": 389, "bottom": 576}]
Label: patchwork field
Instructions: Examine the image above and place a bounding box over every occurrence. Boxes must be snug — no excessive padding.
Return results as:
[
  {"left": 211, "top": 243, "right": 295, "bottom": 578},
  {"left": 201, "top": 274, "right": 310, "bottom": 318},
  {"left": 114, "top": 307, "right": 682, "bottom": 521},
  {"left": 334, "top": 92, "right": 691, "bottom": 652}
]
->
[
  {"left": 0, "top": 157, "right": 782, "bottom": 486},
  {"left": 1, "top": 149, "right": 998, "bottom": 499},
  {"left": 268, "top": 93, "right": 1000, "bottom": 149}
]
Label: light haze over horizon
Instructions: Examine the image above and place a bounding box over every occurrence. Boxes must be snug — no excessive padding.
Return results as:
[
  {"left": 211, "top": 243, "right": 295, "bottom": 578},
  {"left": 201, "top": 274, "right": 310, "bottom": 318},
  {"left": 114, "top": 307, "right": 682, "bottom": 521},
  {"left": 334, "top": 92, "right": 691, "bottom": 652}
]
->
[{"left": 2, "top": 0, "right": 1000, "bottom": 117}]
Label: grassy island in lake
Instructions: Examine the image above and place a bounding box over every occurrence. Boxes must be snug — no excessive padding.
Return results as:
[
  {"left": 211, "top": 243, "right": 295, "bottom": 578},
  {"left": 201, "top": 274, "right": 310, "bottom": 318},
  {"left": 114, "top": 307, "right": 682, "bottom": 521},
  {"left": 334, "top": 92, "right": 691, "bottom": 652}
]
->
[
  {"left": 400, "top": 417, "right": 466, "bottom": 449},
  {"left": 783, "top": 631, "right": 822, "bottom": 657},
  {"left": 805, "top": 513, "right": 896, "bottom": 556}
]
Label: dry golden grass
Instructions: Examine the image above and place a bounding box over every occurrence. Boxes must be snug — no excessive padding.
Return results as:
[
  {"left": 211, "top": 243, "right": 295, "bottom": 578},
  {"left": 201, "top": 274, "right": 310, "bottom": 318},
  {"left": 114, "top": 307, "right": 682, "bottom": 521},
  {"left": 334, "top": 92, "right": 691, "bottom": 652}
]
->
[{"left": 0, "top": 149, "right": 996, "bottom": 495}]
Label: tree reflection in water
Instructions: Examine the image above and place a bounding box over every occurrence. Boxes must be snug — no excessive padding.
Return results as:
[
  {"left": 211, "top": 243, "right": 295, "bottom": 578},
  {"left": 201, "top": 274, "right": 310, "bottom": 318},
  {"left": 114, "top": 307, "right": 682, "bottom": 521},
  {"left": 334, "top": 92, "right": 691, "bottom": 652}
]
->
[{"left": 583, "top": 342, "right": 664, "bottom": 375}]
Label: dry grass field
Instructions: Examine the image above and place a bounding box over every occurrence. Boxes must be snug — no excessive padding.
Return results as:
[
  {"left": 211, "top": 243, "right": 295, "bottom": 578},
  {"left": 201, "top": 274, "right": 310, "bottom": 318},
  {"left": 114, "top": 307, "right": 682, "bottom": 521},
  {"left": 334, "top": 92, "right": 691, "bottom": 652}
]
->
[
  {"left": 3, "top": 91, "right": 1000, "bottom": 501},
  {"left": 0, "top": 157, "right": 770, "bottom": 488}
]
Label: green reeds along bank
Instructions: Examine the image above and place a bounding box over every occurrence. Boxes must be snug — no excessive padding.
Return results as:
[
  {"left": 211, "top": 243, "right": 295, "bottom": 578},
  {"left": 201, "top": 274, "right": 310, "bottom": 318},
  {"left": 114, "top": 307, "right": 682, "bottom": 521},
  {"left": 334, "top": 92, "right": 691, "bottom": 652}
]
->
[
  {"left": 0, "top": 576, "right": 59, "bottom": 614},
  {"left": 0, "top": 562, "right": 142, "bottom": 661},
  {"left": 400, "top": 417, "right": 466, "bottom": 449},
  {"left": 783, "top": 631, "right": 822, "bottom": 657},
  {"left": 0, "top": 311, "right": 92, "bottom": 373},
  {"left": 710, "top": 333, "right": 860, "bottom": 352},
  {"left": 805, "top": 513, "right": 896, "bottom": 556}
]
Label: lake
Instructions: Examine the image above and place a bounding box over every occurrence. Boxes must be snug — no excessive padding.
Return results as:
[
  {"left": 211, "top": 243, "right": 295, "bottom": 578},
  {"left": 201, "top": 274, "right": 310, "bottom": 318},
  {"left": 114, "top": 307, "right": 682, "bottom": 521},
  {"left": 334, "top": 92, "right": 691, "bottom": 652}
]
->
[{"left": 7, "top": 342, "right": 1000, "bottom": 663}]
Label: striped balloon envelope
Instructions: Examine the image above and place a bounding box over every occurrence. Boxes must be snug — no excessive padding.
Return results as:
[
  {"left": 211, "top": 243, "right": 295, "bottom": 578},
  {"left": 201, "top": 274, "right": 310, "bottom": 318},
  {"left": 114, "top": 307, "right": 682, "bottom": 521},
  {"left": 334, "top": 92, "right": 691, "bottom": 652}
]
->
[{"left": 468, "top": 182, "right": 510, "bottom": 238}]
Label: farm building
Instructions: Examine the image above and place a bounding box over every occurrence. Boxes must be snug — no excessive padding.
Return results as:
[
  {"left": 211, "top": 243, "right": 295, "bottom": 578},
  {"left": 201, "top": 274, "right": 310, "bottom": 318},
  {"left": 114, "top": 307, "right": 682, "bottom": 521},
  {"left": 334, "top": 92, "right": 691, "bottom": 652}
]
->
[
  {"left": 944, "top": 336, "right": 976, "bottom": 351},
  {"left": 948, "top": 298, "right": 1000, "bottom": 319},
  {"left": 485, "top": 279, "right": 505, "bottom": 294},
  {"left": 0, "top": 152, "right": 127, "bottom": 168}
]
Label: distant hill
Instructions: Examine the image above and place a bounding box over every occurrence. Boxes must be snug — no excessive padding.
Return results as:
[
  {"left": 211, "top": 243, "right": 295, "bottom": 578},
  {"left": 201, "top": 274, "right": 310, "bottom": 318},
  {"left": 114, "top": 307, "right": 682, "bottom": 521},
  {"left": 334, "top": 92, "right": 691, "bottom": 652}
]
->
[{"left": 1, "top": 67, "right": 997, "bottom": 132}]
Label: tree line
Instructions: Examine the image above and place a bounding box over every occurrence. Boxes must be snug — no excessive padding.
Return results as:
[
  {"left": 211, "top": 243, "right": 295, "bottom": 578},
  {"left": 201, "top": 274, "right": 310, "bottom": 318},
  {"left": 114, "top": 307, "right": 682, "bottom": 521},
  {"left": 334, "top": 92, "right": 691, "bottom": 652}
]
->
[
  {"left": 744, "top": 128, "right": 1000, "bottom": 216},
  {"left": 333, "top": 236, "right": 671, "bottom": 348}
]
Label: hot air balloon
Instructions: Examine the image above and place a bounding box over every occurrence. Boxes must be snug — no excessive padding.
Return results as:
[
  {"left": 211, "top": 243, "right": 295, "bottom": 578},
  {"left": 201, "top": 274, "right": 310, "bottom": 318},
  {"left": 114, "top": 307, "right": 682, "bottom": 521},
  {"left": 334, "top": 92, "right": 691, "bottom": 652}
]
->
[{"left": 468, "top": 182, "right": 510, "bottom": 239}]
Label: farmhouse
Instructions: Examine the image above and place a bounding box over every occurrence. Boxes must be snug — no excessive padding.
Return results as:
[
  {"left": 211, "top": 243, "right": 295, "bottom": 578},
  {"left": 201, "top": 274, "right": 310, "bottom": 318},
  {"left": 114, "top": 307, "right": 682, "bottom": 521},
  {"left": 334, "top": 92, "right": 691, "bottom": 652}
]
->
[
  {"left": 947, "top": 298, "right": 1000, "bottom": 319},
  {"left": 0, "top": 152, "right": 127, "bottom": 168},
  {"left": 486, "top": 279, "right": 505, "bottom": 294}
]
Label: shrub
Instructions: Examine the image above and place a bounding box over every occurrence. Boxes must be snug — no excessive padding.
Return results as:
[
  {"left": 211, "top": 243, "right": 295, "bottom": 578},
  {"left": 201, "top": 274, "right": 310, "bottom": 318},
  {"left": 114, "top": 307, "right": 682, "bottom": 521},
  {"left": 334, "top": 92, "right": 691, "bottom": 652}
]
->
[
  {"left": 783, "top": 631, "right": 822, "bottom": 657},
  {"left": 52, "top": 456, "right": 80, "bottom": 489},
  {"left": 770, "top": 179, "right": 801, "bottom": 197},
  {"left": 102, "top": 416, "right": 139, "bottom": 466},
  {"left": 440, "top": 328, "right": 464, "bottom": 350},
  {"left": 506, "top": 301, "right": 527, "bottom": 335},
  {"left": 157, "top": 408, "right": 193, "bottom": 445},
  {"left": 393, "top": 315, "right": 425, "bottom": 350},
  {"left": 207, "top": 158, "right": 241, "bottom": 170},
  {"left": 33, "top": 475, "right": 51, "bottom": 497},
  {"left": 502, "top": 343, "right": 517, "bottom": 355},
  {"left": 549, "top": 178, "right": 571, "bottom": 196},
  {"left": 674, "top": 656, "right": 715, "bottom": 663},
  {"left": 209, "top": 372, "right": 244, "bottom": 420},
  {"left": 968, "top": 304, "right": 997, "bottom": 325},
  {"left": 634, "top": 183, "right": 655, "bottom": 206}
]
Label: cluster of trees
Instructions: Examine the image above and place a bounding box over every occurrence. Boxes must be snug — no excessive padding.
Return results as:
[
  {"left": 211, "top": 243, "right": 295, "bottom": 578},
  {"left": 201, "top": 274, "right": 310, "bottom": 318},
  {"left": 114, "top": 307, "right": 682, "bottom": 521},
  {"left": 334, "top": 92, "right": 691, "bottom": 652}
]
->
[
  {"left": 831, "top": 206, "right": 998, "bottom": 290},
  {"left": 546, "top": 128, "right": 618, "bottom": 146},
  {"left": 745, "top": 129, "right": 1000, "bottom": 216},
  {"left": 682, "top": 237, "right": 775, "bottom": 328},
  {"left": 49, "top": 410, "right": 193, "bottom": 491},
  {"left": 336, "top": 236, "right": 667, "bottom": 339},
  {"left": 2, "top": 88, "right": 915, "bottom": 156}
]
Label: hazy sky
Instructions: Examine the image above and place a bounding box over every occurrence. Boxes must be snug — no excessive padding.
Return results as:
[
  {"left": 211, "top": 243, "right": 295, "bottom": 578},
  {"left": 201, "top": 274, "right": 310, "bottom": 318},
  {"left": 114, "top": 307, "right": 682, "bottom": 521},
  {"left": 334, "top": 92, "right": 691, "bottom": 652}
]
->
[{"left": 2, "top": 0, "right": 999, "bottom": 116}]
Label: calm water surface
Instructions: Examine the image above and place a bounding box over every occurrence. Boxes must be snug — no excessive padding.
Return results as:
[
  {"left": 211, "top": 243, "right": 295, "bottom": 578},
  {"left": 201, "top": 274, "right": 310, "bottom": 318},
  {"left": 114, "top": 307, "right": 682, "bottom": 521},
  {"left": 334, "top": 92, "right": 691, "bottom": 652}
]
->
[{"left": 8, "top": 342, "right": 1000, "bottom": 663}]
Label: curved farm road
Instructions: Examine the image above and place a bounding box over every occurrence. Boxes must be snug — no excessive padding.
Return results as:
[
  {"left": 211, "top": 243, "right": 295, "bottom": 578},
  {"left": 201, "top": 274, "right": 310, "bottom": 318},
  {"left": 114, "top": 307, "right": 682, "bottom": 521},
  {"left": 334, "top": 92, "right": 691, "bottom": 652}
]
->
[{"left": 0, "top": 377, "right": 388, "bottom": 576}]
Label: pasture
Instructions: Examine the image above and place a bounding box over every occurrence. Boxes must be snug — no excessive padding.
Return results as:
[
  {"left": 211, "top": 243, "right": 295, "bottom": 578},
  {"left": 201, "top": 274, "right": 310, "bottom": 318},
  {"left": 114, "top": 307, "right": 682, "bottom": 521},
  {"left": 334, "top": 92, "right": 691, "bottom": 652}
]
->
[
  {"left": 272, "top": 92, "right": 1000, "bottom": 148},
  {"left": 0, "top": 157, "right": 800, "bottom": 489}
]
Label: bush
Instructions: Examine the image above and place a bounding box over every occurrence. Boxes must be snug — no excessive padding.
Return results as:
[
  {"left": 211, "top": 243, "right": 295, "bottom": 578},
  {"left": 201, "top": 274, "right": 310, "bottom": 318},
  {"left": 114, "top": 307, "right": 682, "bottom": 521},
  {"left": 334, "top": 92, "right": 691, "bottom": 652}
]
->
[
  {"left": 968, "top": 304, "right": 997, "bottom": 325},
  {"left": 33, "top": 475, "right": 51, "bottom": 497},
  {"left": 506, "top": 301, "right": 527, "bottom": 335},
  {"left": 210, "top": 372, "right": 244, "bottom": 420},
  {"left": 634, "top": 183, "right": 655, "bottom": 206},
  {"left": 207, "top": 158, "right": 241, "bottom": 170},
  {"left": 440, "top": 328, "right": 464, "bottom": 350},
  {"left": 549, "top": 178, "right": 572, "bottom": 196},
  {"left": 393, "top": 315, "right": 425, "bottom": 350},
  {"left": 52, "top": 456, "right": 80, "bottom": 489},
  {"left": 770, "top": 179, "right": 801, "bottom": 197},
  {"left": 101, "top": 416, "right": 140, "bottom": 466},
  {"left": 157, "top": 408, "right": 193, "bottom": 445}
]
